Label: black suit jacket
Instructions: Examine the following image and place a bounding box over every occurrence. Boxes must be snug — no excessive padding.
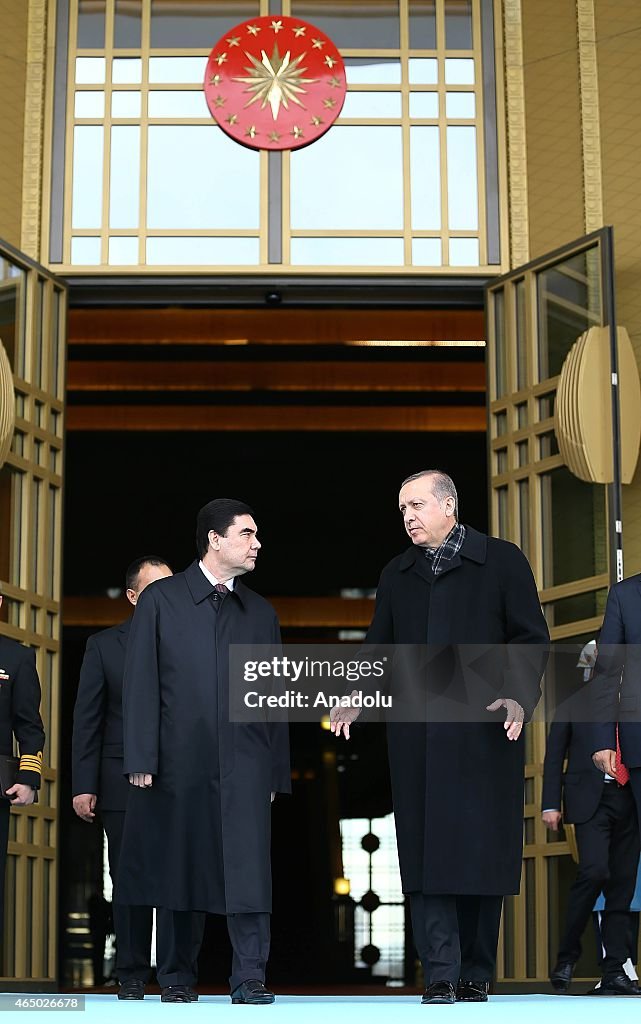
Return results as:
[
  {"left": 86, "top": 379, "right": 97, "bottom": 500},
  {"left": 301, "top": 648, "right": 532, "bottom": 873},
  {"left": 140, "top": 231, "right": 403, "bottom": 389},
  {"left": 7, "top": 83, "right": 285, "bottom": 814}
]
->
[
  {"left": 542, "top": 717, "right": 607, "bottom": 824},
  {"left": 72, "top": 619, "right": 131, "bottom": 811},
  {"left": 0, "top": 636, "right": 45, "bottom": 787},
  {"left": 592, "top": 573, "right": 641, "bottom": 767}
]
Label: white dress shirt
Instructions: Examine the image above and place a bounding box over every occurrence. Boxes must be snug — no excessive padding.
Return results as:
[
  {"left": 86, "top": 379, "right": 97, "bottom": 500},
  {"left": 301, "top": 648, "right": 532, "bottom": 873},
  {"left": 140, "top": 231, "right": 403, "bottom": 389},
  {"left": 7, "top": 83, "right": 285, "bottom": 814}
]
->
[{"left": 198, "top": 560, "right": 235, "bottom": 591}]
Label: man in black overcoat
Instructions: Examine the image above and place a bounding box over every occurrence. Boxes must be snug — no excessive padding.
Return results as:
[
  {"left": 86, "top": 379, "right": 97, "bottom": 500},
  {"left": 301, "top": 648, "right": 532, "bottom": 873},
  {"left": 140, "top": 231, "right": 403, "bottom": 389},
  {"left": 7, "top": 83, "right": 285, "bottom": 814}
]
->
[
  {"left": 72, "top": 555, "right": 205, "bottom": 1000},
  {"left": 542, "top": 647, "right": 640, "bottom": 996},
  {"left": 118, "top": 499, "right": 291, "bottom": 1005},
  {"left": 0, "top": 593, "right": 45, "bottom": 931},
  {"left": 331, "top": 470, "right": 548, "bottom": 1004}
]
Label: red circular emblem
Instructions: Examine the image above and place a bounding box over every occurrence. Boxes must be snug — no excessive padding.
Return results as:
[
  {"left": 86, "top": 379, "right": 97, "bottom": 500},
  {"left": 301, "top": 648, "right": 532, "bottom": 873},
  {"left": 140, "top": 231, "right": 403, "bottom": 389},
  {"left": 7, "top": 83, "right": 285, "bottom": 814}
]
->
[{"left": 204, "top": 16, "right": 346, "bottom": 151}]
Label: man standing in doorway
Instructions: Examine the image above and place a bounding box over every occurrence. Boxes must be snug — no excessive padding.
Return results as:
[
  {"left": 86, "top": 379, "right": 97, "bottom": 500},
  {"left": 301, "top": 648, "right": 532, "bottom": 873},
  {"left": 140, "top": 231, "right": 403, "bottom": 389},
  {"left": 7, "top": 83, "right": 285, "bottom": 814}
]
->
[
  {"left": 331, "top": 470, "right": 548, "bottom": 1004},
  {"left": 72, "top": 556, "right": 206, "bottom": 1000},
  {"left": 118, "top": 500, "right": 290, "bottom": 1005}
]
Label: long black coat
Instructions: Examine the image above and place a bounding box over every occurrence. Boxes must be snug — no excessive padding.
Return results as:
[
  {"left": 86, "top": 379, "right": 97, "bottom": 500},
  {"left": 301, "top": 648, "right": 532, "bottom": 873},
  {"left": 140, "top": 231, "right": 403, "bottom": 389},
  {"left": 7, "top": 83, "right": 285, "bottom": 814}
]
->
[
  {"left": 71, "top": 619, "right": 132, "bottom": 811},
  {"left": 591, "top": 573, "right": 641, "bottom": 766},
  {"left": 117, "top": 562, "right": 291, "bottom": 914},
  {"left": 0, "top": 636, "right": 45, "bottom": 787},
  {"left": 365, "top": 527, "right": 548, "bottom": 896}
]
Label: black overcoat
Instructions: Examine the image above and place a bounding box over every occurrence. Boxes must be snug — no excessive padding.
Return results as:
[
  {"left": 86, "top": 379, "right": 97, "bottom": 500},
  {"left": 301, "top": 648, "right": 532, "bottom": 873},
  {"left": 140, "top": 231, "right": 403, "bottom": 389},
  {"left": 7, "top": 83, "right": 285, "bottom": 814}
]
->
[
  {"left": 0, "top": 636, "right": 45, "bottom": 787},
  {"left": 117, "top": 562, "right": 291, "bottom": 914},
  {"left": 365, "top": 527, "right": 548, "bottom": 896}
]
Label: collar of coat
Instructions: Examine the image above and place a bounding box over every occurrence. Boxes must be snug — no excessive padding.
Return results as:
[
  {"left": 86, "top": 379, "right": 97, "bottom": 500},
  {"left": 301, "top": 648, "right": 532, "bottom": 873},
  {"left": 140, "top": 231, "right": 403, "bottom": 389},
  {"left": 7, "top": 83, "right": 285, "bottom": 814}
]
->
[
  {"left": 184, "top": 559, "right": 247, "bottom": 607},
  {"left": 399, "top": 524, "right": 487, "bottom": 580}
]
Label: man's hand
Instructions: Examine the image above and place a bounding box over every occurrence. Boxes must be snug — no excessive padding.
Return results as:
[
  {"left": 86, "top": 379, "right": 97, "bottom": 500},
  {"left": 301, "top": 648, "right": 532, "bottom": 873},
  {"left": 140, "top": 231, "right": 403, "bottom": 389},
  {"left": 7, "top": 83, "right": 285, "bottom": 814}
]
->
[
  {"left": 592, "top": 749, "right": 617, "bottom": 776},
  {"left": 330, "top": 690, "right": 362, "bottom": 741},
  {"left": 129, "top": 773, "right": 153, "bottom": 788},
  {"left": 486, "top": 698, "right": 524, "bottom": 740},
  {"left": 73, "top": 793, "right": 97, "bottom": 821},
  {"left": 542, "top": 810, "right": 562, "bottom": 831},
  {"left": 6, "top": 783, "right": 36, "bottom": 806},
  {"left": 271, "top": 792, "right": 275, "bottom": 803}
]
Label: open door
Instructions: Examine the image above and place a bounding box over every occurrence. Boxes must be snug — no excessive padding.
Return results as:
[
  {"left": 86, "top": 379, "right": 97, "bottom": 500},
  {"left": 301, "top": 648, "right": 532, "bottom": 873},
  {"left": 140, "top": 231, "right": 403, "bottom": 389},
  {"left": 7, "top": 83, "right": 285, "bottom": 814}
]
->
[{"left": 0, "top": 238, "right": 67, "bottom": 985}]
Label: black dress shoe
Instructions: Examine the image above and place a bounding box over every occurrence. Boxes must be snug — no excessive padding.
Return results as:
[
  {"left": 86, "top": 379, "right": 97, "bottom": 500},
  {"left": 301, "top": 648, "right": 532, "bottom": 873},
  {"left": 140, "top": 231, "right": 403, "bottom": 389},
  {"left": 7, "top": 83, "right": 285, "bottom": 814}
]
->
[
  {"left": 550, "top": 961, "right": 574, "bottom": 992},
  {"left": 161, "top": 986, "right": 192, "bottom": 1003},
  {"left": 589, "top": 973, "right": 641, "bottom": 995},
  {"left": 421, "top": 982, "right": 456, "bottom": 1004},
  {"left": 456, "top": 980, "right": 489, "bottom": 1002},
  {"left": 230, "top": 980, "right": 275, "bottom": 1005},
  {"left": 117, "top": 979, "right": 145, "bottom": 1000},
  {"left": 186, "top": 987, "right": 199, "bottom": 1002}
]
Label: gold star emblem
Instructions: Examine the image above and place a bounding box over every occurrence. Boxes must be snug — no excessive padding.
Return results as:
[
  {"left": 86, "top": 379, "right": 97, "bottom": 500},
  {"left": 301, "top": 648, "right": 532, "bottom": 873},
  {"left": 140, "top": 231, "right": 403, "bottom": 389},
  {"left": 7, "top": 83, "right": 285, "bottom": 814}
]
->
[
  {"left": 215, "top": 52, "right": 228, "bottom": 66},
  {"left": 214, "top": 95, "right": 226, "bottom": 108},
  {"left": 310, "top": 115, "right": 324, "bottom": 126},
  {"left": 312, "top": 38, "right": 325, "bottom": 49},
  {"left": 209, "top": 73, "right": 222, "bottom": 86},
  {"left": 324, "top": 55, "right": 337, "bottom": 69},
  {"left": 268, "top": 130, "right": 281, "bottom": 142},
  {"left": 233, "top": 43, "right": 318, "bottom": 121},
  {"left": 291, "top": 125, "right": 304, "bottom": 139},
  {"left": 245, "top": 125, "right": 258, "bottom": 138},
  {"left": 227, "top": 36, "right": 240, "bottom": 47},
  {"left": 225, "top": 113, "right": 238, "bottom": 125},
  {"left": 271, "top": 19, "right": 283, "bottom": 33},
  {"left": 293, "top": 26, "right": 307, "bottom": 37},
  {"left": 323, "top": 97, "right": 337, "bottom": 109},
  {"left": 328, "top": 75, "right": 342, "bottom": 88},
  {"left": 247, "top": 24, "right": 261, "bottom": 36}
]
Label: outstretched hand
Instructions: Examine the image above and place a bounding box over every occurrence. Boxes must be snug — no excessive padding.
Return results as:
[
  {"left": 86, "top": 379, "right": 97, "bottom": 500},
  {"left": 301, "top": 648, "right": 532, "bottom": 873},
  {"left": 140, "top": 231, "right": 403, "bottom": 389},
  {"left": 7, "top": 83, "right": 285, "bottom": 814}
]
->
[
  {"left": 329, "top": 690, "right": 362, "bottom": 741},
  {"left": 486, "top": 698, "right": 524, "bottom": 740}
]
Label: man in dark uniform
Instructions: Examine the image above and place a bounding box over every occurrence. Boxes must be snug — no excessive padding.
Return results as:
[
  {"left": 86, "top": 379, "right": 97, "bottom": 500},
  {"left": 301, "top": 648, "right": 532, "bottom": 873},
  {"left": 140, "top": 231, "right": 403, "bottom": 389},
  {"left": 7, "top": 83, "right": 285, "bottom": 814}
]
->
[
  {"left": 72, "top": 556, "right": 205, "bottom": 1001},
  {"left": 118, "top": 499, "right": 291, "bottom": 1005},
  {"left": 0, "top": 593, "right": 45, "bottom": 929},
  {"left": 331, "top": 470, "right": 548, "bottom": 1004}
]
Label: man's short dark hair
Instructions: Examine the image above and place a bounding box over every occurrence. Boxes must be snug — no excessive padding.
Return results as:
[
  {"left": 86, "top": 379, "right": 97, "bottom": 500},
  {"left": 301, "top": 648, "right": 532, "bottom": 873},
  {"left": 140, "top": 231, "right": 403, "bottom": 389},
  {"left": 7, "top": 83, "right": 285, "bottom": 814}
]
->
[
  {"left": 196, "top": 499, "right": 256, "bottom": 558},
  {"left": 125, "top": 556, "right": 172, "bottom": 593},
  {"left": 401, "top": 469, "right": 459, "bottom": 519}
]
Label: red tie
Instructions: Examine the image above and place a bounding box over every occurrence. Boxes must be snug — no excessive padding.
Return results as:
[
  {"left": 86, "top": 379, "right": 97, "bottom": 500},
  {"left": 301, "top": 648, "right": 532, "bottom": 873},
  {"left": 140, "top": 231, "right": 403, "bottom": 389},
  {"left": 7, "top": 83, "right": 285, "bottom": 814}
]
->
[{"left": 615, "top": 726, "right": 630, "bottom": 787}]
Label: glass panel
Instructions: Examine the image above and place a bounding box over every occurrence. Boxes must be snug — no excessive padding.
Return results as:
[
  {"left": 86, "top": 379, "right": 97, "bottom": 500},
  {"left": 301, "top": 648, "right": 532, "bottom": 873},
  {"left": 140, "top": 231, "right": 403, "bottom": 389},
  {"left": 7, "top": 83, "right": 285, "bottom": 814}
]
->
[
  {"left": 74, "top": 91, "right": 105, "bottom": 118},
  {"left": 110, "top": 126, "right": 140, "bottom": 228},
  {"left": 34, "top": 279, "right": 45, "bottom": 390},
  {"left": 540, "top": 467, "right": 607, "bottom": 587},
  {"left": 146, "top": 236, "right": 259, "bottom": 265},
  {"left": 495, "top": 410, "right": 507, "bottom": 437},
  {"left": 77, "top": 0, "right": 105, "bottom": 48},
  {"left": 149, "top": 56, "right": 208, "bottom": 84},
  {"left": 445, "top": 57, "right": 474, "bottom": 84},
  {"left": 550, "top": 589, "right": 608, "bottom": 627},
  {"left": 518, "top": 478, "right": 530, "bottom": 557},
  {"left": 445, "top": 0, "right": 473, "bottom": 49},
  {"left": 409, "top": 0, "right": 436, "bottom": 49},
  {"left": 112, "top": 58, "right": 142, "bottom": 84},
  {"left": 148, "top": 90, "right": 210, "bottom": 117},
  {"left": 75, "top": 57, "right": 106, "bottom": 84},
  {"left": 71, "top": 237, "right": 102, "bottom": 264},
  {"left": 495, "top": 448, "right": 507, "bottom": 474},
  {"left": 114, "top": 0, "right": 142, "bottom": 48},
  {"left": 344, "top": 58, "right": 401, "bottom": 85},
  {"left": 516, "top": 402, "right": 528, "bottom": 428},
  {"left": 410, "top": 126, "right": 440, "bottom": 229},
  {"left": 497, "top": 486, "right": 508, "bottom": 538},
  {"left": 291, "top": 238, "right": 404, "bottom": 266},
  {"left": 538, "top": 394, "right": 555, "bottom": 420},
  {"left": 515, "top": 278, "right": 527, "bottom": 389},
  {"left": 412, "top": 238, "right": 442, "bottom": 266},
  {"left": 340, "top": 92, "right": 402, "bottom": 119},
  {"left": 409, "top": 92, "right": 438, "bottom": 118},
  {"left": 291, "top": 127, "right": 403, "bottom": 230},
  {"left": 292, "top": 2, "right": 400, "bottom": 49},
  {"left": 447, "top": 126, "right": 478, "bottom": 229},
  {"left": 47, "top": 486, "right": 58, "bottom": 599},
  {"left": 408, "top": 58, "right": 438, "bottom": 84},
  {"left": 31, "top": 477, "right": 41, "bottom": 591},
  {"left": 51, "top": 288, "right": 61, "bottom": 395},
  {"left": 517, "top": 440, "right": 529, "bottom": 466},
  {"left": 445, "top": 92, "right": 475, "bottom": 118},
  {"left": 147, "top": 126, "right": 260, "bottom": 229},
  {"left": 539, "top": 431, "right": 559, "bottom": 458},
  {"left": 72, "top": 126, "right": 104, "bottom": 228},
  {"left": 150, "top": 1, "right": 259, "bottom": 49},
  {"left": 449, "top": 237, "right": 479, "bottom": 265},
  {"left": 537, "top": 246, "right": 602, "bottom": 379},
  {"left": 0, "top": 259, "right": 23, "bottom": 374},
  {"left": 112, "top": 91, "right": 142, "bottom": 117},
  {"left": 108, "top": 237, "right": 139, "bottom": 264},
  {"left": 0, "top": 469, "right": 24, "bottom": 587},
  {"left": 493, "top": 290, "right": 506, "bottom": 397}
]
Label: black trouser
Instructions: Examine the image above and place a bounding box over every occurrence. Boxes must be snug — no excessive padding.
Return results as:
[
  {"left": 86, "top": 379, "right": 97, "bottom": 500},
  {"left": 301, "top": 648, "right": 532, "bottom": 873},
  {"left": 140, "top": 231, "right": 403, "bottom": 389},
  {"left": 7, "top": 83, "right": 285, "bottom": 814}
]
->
[
  {"left": 102, "top": 810, "right": 205, "bottom": 985},
  {"left": 409, "top": 893, "right": 503, "bottom": 985},
  {"left": 557, "top": 782, "right": 639, "bottom": 977},
  {"left": 0, "top": 801, "right": 9, "bottom": 952},
  {"left": 155, "top": 909, "right": 270, "bottom": 992}
]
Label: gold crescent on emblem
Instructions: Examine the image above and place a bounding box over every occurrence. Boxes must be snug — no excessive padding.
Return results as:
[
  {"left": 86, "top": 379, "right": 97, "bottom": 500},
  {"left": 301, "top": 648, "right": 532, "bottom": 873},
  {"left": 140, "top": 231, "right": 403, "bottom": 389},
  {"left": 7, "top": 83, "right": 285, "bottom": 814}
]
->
[{"left": 0, "top": 337, "right": 16, "bottom": 471}]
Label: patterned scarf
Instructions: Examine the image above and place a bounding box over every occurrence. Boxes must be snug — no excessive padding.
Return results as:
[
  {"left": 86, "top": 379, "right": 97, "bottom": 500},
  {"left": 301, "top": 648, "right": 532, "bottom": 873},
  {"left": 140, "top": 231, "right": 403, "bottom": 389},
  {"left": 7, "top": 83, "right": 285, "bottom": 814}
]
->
[{"left": 423, "top": 522, "right": 466, "bottom": 576}]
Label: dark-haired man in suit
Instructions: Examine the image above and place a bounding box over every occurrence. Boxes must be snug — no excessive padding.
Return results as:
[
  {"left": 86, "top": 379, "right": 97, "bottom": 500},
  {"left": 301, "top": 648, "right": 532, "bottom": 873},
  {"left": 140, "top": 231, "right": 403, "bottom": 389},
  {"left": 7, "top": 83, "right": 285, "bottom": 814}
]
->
[{"left": 72, "top": 556, "right": 204, "bottom": 1001}]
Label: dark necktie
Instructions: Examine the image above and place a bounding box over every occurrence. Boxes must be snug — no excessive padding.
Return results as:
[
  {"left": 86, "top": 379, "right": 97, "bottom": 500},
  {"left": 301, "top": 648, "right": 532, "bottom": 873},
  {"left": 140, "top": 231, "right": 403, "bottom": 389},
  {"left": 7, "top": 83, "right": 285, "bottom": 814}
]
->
[{"left": 211, "top": 582, "right": 229, "bottom": 611}]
